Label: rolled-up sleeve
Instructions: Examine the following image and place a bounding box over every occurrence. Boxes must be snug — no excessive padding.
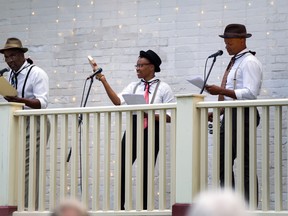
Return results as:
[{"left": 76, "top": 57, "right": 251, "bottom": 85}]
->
[
  {"left": 33, "top": 68, "right": 49, "bottom": 108},
  {"left": 234, "top": 58, "right": 262, "bottom": 100}
]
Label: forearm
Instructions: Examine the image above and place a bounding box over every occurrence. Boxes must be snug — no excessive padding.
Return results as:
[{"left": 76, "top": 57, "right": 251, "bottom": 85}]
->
[
  {"left": 21, "top": 98, "right": 42, "bottom": 109},
  {"left": 5, "top": 96, "right": 42, "bottom": 109},
  {"left": 99, "top": 75, "right": 121, "bottom": 105},
  {"left": 219, "top": 88, "right": 237, "bottom": 99}
]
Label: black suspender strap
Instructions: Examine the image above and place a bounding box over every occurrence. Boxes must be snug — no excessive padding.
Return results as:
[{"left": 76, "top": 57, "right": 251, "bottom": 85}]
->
[{"left": 22, "top": 65, "right": 35, "bottom": 98}]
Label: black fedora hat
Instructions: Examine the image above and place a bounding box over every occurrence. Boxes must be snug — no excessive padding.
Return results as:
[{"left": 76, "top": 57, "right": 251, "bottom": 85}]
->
[
  {"left": 219, "top": 24, "right": 252, "bottom": 38},
  {"left": 139, "top": 50, "right": 162, "bottom": 72}
]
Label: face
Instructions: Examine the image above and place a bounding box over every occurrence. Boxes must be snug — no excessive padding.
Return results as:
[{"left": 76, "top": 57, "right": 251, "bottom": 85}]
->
[
  {"left": 135, "top": 57, "right": 155, "bottom": 81},
  {"left": 224, "top": 38, "right": 246, "bottom": 55},
  {"left": 3, "top": 49, "right": 25, "bottom": 71}
]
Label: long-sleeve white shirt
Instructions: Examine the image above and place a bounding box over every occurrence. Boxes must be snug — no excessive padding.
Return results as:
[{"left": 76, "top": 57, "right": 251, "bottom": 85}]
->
[
  {"left": 118, "top": 77, "right": 175, "bottom": 105},
  {"left": 7, "top": 61, "right": 49, "bottom": 109},
  {"left": 225, "top": 48, "right": 263, "bottom": 100}
]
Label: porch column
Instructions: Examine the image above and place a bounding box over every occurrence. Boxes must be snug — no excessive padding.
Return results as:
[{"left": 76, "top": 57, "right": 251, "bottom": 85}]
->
[
  {"left": 0, "top": 102, "right": 24, "bottom": 216},
  {"left": 172, "top": 94, "right": 204, "bottom": 216}
]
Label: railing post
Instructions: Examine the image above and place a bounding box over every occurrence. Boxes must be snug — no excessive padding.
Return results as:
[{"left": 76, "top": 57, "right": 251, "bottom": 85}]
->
[
  {"left": 0, "top": 102, "right": 24, "bottom": 216},
  {"left": 172, "top": 94, "right": 205, "bottom": 216}
]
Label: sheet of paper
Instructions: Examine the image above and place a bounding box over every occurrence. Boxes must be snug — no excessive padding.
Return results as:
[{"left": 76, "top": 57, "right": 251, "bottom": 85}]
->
[
  {"left": 187, "top": 76, "right": 206, "bottom": 89},
  {"left": 187, "top": 77, "right": 209, "bottom": 93},
  {"left": 0, "top": 76, "right": 17, "bottom": 97},
  {"left": 122, "top": 94, "right": 146, "bottom": 105}
]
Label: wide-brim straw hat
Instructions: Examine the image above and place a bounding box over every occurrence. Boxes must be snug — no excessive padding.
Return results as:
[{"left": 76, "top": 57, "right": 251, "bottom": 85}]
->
[{"left": 0, "top": 37, "right": 28, "bottom": 54}]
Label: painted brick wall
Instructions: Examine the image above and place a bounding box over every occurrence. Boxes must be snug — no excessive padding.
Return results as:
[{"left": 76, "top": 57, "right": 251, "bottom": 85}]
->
[
  {"left": 1, "top": 0, "right": 287, "bottom": 108},
  {"left": 0, "top": 0, "right": 287, "bottom": 209}
]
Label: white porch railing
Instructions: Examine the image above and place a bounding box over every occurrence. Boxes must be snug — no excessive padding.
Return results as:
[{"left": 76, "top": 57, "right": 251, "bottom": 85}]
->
[
  {"left": 12, "top": 103, "right": 176, "bottom": 215},
  {"left": 1, "top": 95, "right": 288, "bottom": 216},
  {"left": 196, "top": 98, "right": 288, "bottom": 215}
]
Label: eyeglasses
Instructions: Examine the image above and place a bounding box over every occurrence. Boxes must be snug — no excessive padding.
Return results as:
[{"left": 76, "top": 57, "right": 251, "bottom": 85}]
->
[
  {"left": 134, "top": 63, "right": 151, "bottom": 68},
  {"left": 4, "top": 53, "right": 19, "bottom": 62}
]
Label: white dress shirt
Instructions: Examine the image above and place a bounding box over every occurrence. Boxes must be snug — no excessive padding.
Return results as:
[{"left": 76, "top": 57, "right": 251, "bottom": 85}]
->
[
  {"left": 225, "top": 48, "right": 263, "bottom": 100},
  {"left": 8, "top": 61, "right": 49, "bottom": 109},
  {"left": 118, "top": 77, "right": 175, "bottom": 105}
]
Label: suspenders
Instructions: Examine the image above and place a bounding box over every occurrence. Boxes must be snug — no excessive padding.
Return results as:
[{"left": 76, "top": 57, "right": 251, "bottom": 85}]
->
[
  {"left": 22, "top": 65, "right": 35, "bottom": 98},
  {"left": 233, "top": 52, "right": 253, "bottom": 90},
  {"left": 132, "top": 80, "right": 161, "bottom": 104},
  {"left": 9, "top": 64, "right": 35, "bottom": 98}
]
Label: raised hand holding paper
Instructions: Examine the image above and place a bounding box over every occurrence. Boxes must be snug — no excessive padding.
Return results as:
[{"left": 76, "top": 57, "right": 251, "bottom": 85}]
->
[
  {"left": 88, "top": 55, "right": 97, "bottom": 70},
  {"left": 87, "top": 55, "right": 103, "bottom": 80}
]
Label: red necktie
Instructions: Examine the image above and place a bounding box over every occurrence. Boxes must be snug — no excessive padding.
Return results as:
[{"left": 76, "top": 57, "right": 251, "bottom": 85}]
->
[{"left": 144, "top": 82, "right": 149, "bottom": 128}]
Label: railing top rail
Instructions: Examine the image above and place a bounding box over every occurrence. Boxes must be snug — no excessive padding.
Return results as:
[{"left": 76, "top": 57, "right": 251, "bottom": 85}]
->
[
  {"left": 196, "top": 98, "right": 288, "bottom": 108},
  {"left": 14, "top": 103, "right": 177, "bottom": 116}
]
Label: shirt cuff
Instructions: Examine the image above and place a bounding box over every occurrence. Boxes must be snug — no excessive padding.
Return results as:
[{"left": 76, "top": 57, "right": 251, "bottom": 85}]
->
[
  {"left": 38, "top": 98, "right": 48, "bottom": 109},
  {"left": 234, "top": 89, "right": 242, "bottom": 100}
]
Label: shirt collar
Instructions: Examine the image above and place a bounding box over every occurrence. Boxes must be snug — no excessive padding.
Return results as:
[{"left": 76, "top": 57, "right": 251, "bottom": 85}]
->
[
  {"left": 15, "top": 61, "right": 30, "bottom": 74},
  {"left": 234, "top": 48, "right": 249, "bottom": 60},
  {"left": 141, "top": 77, "right": 158, "bottom": 83}
]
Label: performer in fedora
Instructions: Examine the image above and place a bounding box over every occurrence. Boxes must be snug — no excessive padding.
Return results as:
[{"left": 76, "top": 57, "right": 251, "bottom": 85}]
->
[
  {"left": 92, "top": 50, "right": 175, "bottom": 210},
  {"left": 0, "top": 37, "right": 49, "bottom": 208},
  {"left": 206, "top": 24, "right": 263, "bottom": 203}
]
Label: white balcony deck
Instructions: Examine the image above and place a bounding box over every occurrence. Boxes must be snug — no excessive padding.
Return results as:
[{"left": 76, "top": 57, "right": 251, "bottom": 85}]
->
[{"left": 0, "top": 95, "right": 288, "bottom": 215}]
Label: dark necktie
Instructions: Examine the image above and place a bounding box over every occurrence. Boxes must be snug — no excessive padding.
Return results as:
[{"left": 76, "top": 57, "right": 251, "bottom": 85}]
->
[
  {"left": 11, "top": 71, "right": 19, "bottom": 89},
  {"left": 218, "top": 56, "right": 236, "bottom": 101}
]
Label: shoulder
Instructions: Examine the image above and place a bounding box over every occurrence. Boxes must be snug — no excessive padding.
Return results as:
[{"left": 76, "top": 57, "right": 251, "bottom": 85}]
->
[
  {"left": 157, "top": 81, "right": 175, "bottom": 103},
  {"left": 30, "top": 65, "right": 48, "bottom": 77},
  {"left": 128, "top": 81, "right": 141, "bottom": 87},
  {"left": 120, "top": 81, "right": 141, "bottom": 94},
  {"left": 28, "top": 65, "right": 49, "bottom": 83},
  {"left": 159, "top": 81, "right": 173, "bottom": 90},
  {"left": 30, "top": 65, "right": 46, "bottom": 73},
  {"left": 243, "top": 54, "right": 262, "bottom": 66}
]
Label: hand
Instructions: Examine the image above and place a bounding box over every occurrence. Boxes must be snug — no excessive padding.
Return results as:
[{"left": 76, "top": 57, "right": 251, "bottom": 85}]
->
[
  {"left": 205, "top": 85, "right": 223, "bottom": 95},
  {"left": 95, "top": 73, "right": 105, "bottom": 81},
  {"left": 4, "top": 96, "right": 22, "bottom": 103},
  {"left": 88, "top": 56, "right": 98, "bottom": 71},
  {"left": 208, "top": 112, "right": 213, "bottom": 122}
]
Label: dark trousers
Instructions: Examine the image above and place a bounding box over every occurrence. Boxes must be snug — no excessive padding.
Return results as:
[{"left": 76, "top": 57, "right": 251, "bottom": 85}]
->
[
  {"left": 121, "top": 115, "right": 160, "bottom": 210},
  {"left": 25, "top": 117, "right": 50, "bottom": 209},
  {"left": 220, "top": 108, "right": 260, "bottom": 203}
]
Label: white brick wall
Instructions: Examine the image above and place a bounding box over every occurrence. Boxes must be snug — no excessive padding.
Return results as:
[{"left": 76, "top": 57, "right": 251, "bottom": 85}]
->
[
  {"left": 0, "top": 0, "right": 288, "bottom": 209},
  {"left": 1, "top": 0, "right": 287, "bottom": 108}
]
